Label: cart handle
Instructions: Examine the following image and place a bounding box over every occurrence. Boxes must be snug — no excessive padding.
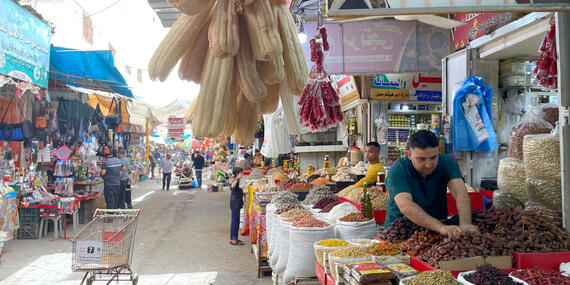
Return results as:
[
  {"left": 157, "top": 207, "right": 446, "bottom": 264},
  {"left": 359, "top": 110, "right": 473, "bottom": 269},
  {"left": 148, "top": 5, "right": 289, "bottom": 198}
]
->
[{"left": 93, "top": 208, "right": 141, "bottom": 217}]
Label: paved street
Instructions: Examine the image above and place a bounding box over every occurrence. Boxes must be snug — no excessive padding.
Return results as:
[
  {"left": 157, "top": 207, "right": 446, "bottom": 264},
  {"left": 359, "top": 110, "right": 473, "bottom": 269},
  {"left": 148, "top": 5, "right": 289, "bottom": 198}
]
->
[{"left": 0, "top": 178, "right": 272, "bottom": 285}]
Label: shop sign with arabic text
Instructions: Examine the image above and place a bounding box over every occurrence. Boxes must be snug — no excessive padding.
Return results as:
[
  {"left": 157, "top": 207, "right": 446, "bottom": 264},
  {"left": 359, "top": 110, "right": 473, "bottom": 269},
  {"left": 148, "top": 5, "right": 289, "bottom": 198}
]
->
[
  {"left": 371, "top": 72, "right": 442, "bottom": 102},
  {"left": 0, "top": 0, "right": 52, "bottom": 88}
]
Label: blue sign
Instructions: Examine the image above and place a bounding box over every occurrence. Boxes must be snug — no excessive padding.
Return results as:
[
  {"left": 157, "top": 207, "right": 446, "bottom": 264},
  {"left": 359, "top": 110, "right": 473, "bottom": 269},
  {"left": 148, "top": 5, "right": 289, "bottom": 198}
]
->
[{"left": 0, "top": 0, "right": 52, "bottom": 88}]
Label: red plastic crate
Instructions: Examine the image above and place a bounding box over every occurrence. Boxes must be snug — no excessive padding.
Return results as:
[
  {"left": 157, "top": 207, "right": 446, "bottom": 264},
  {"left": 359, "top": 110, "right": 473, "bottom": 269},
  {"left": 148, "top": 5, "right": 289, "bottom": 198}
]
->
[
  {"left": 374, "top": 210, "right": 387, "bottom": 224},
  {"left": 480, "top": 190, "right": 494, "bottom": 200},
  {"left": 410, "top": 256, "right": 436, "bottom": 272},
  {"left": 447, "top": 192, "right": 484, "bottom": 216},
  {"left": 514, "top": 251, "right": 570, "bottom": 270},
  {"left": 316, "top": 261, "right": 327, "bottom": 285}
]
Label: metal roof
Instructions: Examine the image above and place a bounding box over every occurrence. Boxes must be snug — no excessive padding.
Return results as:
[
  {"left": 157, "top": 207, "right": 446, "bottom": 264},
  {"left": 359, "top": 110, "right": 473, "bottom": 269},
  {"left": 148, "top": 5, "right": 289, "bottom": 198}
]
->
[{"left": 146, "top": 0, "right": 179, "bottom": 28}]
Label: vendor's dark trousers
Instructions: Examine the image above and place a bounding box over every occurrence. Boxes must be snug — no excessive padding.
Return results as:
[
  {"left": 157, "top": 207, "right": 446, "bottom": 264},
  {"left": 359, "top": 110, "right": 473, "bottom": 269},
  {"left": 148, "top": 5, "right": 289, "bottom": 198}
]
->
[
  {"left": 230, "top": 207, "right": 240, "bottom": 240},
  {"left": 151, "top": 164, "right": 156, "bottom": 178},
  {"left": 195, "top": 169, "right": 203, "bottom": 187},
  {"left": 125, "top": 190, "right": 132, "bottom": 208},
  {"left": 104, "top": 185, "right": 121, "bottom": 209},
  {"left": 120, "top": 180, "right": 131, "bottom": 208},
  {"left": 162, "top": 172, "right": 171, "bottom": 190}
]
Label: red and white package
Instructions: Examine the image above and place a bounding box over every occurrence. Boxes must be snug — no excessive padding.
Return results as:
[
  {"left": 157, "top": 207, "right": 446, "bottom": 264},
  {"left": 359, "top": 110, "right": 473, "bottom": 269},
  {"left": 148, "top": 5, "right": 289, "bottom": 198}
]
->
[
  {"left": 532, "top": 16, "right": 557, "bottom": 90},
  {"left": 298, "top": 26, "right": 343, "bottom": 131}
]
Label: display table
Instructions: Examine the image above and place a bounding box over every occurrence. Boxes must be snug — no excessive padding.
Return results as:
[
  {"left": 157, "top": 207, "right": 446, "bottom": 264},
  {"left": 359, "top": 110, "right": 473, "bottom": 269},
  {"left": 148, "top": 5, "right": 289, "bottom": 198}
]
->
[{"left": 74, "top": 179, "right": 103, "bottom": 193}]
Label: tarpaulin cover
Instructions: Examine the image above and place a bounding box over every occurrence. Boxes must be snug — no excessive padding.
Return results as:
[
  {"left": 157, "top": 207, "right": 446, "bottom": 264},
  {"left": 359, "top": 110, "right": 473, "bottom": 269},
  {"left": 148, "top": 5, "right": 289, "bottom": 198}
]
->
[
  {"left": 87, "top": 94, "right": 130, "bottom": 123},
  {"left": 49, "top": 46, "right": 133, "bottom": 97}
]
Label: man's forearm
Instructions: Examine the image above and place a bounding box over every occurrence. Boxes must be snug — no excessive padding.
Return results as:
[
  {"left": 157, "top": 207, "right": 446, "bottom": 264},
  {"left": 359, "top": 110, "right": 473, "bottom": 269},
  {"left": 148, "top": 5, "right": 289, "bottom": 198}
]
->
[
  {"left": 401, "top": 202, "right": 445, "bottom": 232},
  {"left": 456, "top": 191, "right": 472, "bottom": 225}
]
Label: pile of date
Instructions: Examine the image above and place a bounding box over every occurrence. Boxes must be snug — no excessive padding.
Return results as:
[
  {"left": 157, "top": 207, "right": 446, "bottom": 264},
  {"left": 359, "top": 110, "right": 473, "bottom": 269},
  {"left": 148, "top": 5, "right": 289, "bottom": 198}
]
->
[{"left": 381, "top": 207, "right": 570, "bottom": 268}]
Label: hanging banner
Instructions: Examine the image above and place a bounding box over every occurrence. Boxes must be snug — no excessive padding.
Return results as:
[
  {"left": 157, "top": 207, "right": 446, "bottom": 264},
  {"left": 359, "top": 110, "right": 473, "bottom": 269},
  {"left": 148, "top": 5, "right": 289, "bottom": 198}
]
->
[
  {"left": 371, "top": 72, "right": 442, "bottom": 102},
  {"left": 453, "top": 12, "right": 519, "bottom": 51},
  {"left": 167, "top": 117, "right": 184, "bottom": 143},
  {"left": 342, "top": 21, "right": 417, "bottom": 74},
  {"left": 0, "top": 0, "right": 52, "bottom": 88},
  {"left": 302, "top": 21, "right": 450, "bottom": 74}
]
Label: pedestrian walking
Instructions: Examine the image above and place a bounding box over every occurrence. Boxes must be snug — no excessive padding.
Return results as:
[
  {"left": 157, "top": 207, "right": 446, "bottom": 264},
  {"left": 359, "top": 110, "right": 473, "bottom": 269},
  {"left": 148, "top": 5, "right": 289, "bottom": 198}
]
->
[
  {"left": 150, "top": 155, "right": 156, "bottom": 179},
  {"left": 192, "top": 150, "right": 205, "bottom": 187},
  {"left": 229, "top": 167, "right": 245, "bottom": 246},
  {"left": 227, "top": 151, "right": 237, "bottom": 170},
  {"left": 160, "top": 153, "right": 174, "bottom": 190},
  {"left": 101, "top": 148, "right": 126, "bottom": 209},
  {"left": 118, "top": 148, "right": 133, "bottom": 208}
]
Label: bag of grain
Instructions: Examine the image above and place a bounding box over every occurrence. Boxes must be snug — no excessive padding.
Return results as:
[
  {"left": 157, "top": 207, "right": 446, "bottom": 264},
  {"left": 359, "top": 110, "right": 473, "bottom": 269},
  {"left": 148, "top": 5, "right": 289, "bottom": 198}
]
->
[
  {"left": 523, "top": 128, "right": 561, "bottom": 180},
  {"left": 283, "top": 223, "right": 335, "bottom": 284},
  {"left": 526, "top": 178, "right": 562, "bottom": 211},
  {"left": 313, "top": 239, "right": 349, "bottom": 267},
  {"left": 328, "top": 246, "right": 372, "bottom": 280},
  {"left": 508, "top": 107, "right": 552, "bottom": 160},
  {"left": 274, "top": 218, "right": 292, "bottom": 274},
  {"left": 497, "top": 157, "right": 527, "bottom": 203},
  {"left": 335, "top": 214, "right": 377, "bottom": 240}
]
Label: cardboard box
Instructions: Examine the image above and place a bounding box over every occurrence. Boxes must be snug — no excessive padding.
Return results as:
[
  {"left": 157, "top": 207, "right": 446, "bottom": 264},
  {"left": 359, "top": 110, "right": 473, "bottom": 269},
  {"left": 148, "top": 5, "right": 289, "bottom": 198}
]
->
[{"left": 439, "top": 256, "right": 512, "bottom": 271}]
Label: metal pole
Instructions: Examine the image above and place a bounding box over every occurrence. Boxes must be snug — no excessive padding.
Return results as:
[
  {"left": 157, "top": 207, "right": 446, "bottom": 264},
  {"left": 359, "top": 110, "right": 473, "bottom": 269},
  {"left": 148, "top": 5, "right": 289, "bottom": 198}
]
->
[
  {"left": 145, "top": 118, "right": 150, "bottom": 164},
  {"left": 555, "top": 12, "right": 570, "bottom": 228}
]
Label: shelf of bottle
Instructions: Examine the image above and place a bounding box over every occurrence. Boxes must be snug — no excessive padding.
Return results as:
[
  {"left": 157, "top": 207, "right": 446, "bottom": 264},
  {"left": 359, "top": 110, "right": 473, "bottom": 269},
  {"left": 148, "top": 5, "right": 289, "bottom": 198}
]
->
[{"left": 387, "top": 110, "right": 442, "bottom": 114}]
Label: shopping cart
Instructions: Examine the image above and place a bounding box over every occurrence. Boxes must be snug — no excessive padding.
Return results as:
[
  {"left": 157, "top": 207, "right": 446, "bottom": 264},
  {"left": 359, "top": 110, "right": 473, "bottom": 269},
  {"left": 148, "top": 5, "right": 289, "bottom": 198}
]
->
[{"left": 72, "top": 209, "right": 141, "bottom": 285}]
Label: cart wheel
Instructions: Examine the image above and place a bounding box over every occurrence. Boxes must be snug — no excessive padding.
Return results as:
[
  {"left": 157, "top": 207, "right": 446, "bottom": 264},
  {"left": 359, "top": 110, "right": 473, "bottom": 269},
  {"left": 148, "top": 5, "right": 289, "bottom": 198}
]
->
[{"left": 132, "top": 273, "right": 139, "bottom": 285}]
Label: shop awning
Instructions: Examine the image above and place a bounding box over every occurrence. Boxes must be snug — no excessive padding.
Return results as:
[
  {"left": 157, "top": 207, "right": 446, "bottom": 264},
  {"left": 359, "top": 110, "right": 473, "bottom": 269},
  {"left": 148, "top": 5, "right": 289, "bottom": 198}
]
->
[
  {"left": 126, "top": 100, "right": 161, "bottom": 130},
  {"left": 49, "top": 46, "right": 133, "bottom": 97},
  {"left": 87, "top": 94, "right": 130, "bottom": 123}
]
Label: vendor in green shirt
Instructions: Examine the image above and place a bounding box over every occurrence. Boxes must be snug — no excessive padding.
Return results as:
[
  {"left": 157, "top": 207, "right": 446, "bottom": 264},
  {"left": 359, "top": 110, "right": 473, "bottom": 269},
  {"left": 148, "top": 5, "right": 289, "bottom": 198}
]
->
[{"left": 384, "top": 130, "right": 479, "bottom": 238}]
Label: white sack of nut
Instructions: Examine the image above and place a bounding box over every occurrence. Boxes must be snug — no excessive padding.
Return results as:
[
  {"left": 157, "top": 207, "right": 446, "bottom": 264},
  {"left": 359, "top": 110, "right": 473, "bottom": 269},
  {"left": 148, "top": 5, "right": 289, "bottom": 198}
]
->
[{"left": 149, "top": 0, "right": 309, "bottom": 145}]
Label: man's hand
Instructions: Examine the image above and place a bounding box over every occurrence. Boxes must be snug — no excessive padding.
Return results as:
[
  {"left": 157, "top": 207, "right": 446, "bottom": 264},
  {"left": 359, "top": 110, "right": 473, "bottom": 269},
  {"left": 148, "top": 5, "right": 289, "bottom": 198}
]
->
[
  {"left": 460, "top": 224, "right": 480, "bottom": 234},
  {"left": 437, "top": 225, "right": 463, "bottom": 238}
]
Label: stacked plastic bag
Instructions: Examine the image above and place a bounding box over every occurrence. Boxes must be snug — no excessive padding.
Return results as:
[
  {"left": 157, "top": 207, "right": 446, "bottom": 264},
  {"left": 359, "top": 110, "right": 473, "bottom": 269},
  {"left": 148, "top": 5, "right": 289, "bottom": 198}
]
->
[{"left": 498, "top": 105, "right": 561, "bottom": 211}]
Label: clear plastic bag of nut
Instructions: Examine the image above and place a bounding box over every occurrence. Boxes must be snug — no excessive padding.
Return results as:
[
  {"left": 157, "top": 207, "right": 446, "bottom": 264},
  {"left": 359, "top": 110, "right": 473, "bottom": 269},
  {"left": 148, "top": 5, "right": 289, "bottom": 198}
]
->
[
  {"left": 538, "top": 103, "right": 559, "bottom": 127},
  {"left": 493, "top": 190, "right": 524, "bottom": 209},
  {"left": 508, "top": 106, "right": 553, "bottom": 160},
  {"left": 497, "top": 157, "right": 527, "bottom": 203},
  {"left": 526, "top": 178, "right": 562, "bottom": 212},
  {"left": 523, "top": 125, "right": 561, "bottom": 180}
]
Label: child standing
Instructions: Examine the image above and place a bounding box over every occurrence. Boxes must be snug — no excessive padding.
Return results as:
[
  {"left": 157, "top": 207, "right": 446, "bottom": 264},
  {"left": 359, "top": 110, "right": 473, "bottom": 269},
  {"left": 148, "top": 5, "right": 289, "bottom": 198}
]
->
[{"left": 229, "top": 167, "right": 244, "bottom": 246}]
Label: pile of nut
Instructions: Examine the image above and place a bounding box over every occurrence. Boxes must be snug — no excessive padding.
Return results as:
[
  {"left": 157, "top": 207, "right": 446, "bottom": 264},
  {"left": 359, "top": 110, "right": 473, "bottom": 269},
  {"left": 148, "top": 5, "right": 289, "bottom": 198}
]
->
[
  {"left": 289, "top": 215, "right": 330, "bottom": 228},
  {"left": 278, "top": 179, "right": 313, "bottom": 192},
  {"left": 275, "top": 204, "right": 303, "bottom": 215},
  {"left": 405, "top": 270, "right": 459, "bottom": 285},
  {"left": 339, "top": 213, "right": 373, "bottom": 222}
]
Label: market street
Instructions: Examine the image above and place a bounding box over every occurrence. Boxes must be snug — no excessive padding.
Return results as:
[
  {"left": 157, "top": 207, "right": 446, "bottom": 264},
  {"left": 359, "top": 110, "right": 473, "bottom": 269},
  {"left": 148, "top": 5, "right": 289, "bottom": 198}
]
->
[{"left": 0, "top": 179, "right": 272, "bottom": 285}]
